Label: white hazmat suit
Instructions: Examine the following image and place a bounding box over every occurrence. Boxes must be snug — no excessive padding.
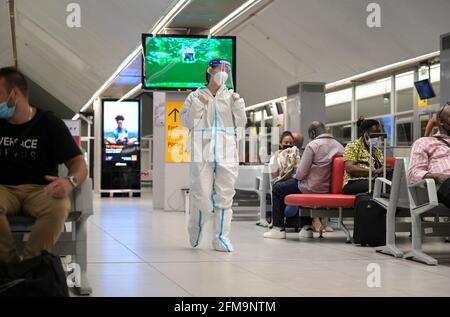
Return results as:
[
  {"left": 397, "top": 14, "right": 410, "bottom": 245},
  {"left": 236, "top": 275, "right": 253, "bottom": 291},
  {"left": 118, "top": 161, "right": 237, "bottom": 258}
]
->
[{"left": 180, "top": 80, "right": 246, "bottom": 252}]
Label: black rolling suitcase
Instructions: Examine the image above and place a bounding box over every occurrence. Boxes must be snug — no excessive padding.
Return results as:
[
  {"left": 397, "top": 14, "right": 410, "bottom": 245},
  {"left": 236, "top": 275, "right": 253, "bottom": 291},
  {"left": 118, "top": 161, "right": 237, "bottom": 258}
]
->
[
  {"left": 352, "top": 133, "right": 387, "bottom": 247},
  {"left": 353, "top": 194, "right": 386, "bottom": 246}
]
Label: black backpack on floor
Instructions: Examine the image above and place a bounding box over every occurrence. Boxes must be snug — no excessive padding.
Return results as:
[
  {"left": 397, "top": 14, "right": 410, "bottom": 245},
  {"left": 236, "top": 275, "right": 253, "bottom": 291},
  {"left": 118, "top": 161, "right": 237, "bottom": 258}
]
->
[{"left": 0, "top": 251, "right": 69, "bottom": 297}]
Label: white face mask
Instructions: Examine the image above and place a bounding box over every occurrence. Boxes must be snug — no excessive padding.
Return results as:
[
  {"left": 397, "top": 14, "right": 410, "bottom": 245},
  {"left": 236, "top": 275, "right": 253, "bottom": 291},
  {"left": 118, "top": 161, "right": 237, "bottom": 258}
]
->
[
  {"left": 369, "top": 138, "right": 380, "bottom": 147},
  {"left": 365, "top": 135, "right": 381, "bottom": 147},
  {"left": 212, "top": 71, "right": 229, "bottom": 86}
]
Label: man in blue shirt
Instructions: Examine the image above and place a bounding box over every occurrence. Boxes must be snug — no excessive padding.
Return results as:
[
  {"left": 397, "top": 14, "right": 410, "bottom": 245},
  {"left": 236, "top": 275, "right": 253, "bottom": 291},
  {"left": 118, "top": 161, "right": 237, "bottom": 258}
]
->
[{"left": 107, "top": 115, "right": 136, "bottom": 145}]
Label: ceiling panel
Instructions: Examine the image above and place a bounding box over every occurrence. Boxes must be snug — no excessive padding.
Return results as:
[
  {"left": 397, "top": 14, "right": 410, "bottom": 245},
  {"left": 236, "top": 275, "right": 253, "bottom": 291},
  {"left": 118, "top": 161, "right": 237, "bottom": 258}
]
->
[
  {"left": 170, "top": 0, "right": 246, "bottom": 30},
  {"left": 113, "top": 56, "right": 142, "bottom": 86},
  {"left": 14, "top": 0, "right": 170, "bottom": 111},
  {"left": 235, "top": 0, "right": 450, "bottom": 106}
]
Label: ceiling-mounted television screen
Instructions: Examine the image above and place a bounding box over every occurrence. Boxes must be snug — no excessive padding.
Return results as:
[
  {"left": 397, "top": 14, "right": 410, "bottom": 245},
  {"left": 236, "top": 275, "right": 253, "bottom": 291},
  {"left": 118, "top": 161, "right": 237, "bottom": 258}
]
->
[
  {"left": 414, "top": 79, "right": 436, "bottom": 99},
  {"left": 142, "top": 34, "right": 236, "bottom": 91}
]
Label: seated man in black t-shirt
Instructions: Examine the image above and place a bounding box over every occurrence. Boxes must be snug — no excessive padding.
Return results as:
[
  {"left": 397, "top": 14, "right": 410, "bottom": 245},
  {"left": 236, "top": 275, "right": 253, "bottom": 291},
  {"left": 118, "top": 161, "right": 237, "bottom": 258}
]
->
[{"left": 0, "top": 67, "right": 88, "bottom": 263}]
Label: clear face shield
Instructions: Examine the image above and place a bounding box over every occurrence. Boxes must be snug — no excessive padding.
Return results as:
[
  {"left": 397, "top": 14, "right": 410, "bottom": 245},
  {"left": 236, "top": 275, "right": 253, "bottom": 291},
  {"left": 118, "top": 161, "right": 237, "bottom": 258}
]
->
[{"left": 207, "top": 59, "right": 234, "bottom": 90}]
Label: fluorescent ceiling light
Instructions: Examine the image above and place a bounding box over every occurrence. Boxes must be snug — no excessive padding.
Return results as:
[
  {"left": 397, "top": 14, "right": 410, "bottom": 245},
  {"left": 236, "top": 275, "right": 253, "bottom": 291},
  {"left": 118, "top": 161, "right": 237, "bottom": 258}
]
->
[
  {"left": 210, "top": 0, "right": 262, "bottom": 36},
  {"left": 118, "top": 84, "right": 142, "bottom": 102},
  {"left": 78, "top": 0, "right": 191, "bottom": 116},
  {"left": 72, "top": 113, "right": 93, "bottom": 125}
]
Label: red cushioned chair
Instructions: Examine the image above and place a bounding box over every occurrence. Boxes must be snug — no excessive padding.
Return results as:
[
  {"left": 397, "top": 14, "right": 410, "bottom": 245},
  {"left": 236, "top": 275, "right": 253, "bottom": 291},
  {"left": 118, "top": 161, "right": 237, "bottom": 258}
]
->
[{"left": 285, "top": 155, "right": 395, "bottom": 242}]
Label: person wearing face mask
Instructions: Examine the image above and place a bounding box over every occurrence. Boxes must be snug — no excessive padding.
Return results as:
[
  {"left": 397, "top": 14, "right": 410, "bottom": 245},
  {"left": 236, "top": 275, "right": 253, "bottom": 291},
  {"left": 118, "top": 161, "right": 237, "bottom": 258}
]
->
[
  {"left": 180, "top": 58, "right": 246, "bottom": 252},
  {"left": 408, "top": 102, "right": 450, "bottom": 208},
  {"left": 268, "top": 131, "right": 299, "bottom": 182},
  {"left": 269, "top": 131, "right": 330, "bottom": 231},
  {"left": 265, "top": 131, "right": 298, "bottom": 226},
  {"left": 342, "top": 117, "right": 392, "bottom": 195},
  {"left": 264, "top": 122, "right": 344, "bottom": 239},
  {"left": 0, "top": 67, "right": 87, "bottom": 263}
]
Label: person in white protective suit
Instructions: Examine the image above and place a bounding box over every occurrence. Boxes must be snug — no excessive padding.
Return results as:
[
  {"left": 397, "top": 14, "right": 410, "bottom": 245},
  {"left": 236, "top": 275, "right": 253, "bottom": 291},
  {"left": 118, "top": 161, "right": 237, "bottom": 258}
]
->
[{"left": 180, "top": 58, "right": 247, "bottom": 252}]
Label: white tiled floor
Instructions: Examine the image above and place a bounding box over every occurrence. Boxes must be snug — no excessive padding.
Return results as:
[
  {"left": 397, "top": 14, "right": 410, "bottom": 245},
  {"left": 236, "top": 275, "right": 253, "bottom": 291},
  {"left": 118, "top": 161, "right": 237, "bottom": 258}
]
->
[{"left": 85, "top": 190, "right": 450, "bottom": 297}]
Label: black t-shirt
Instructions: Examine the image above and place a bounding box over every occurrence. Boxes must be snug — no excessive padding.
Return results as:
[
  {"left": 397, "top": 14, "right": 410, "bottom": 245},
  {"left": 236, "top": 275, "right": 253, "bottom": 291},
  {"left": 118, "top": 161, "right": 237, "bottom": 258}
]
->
[{"left": 0, "top": 109, "right": 82, "bottom": 185}]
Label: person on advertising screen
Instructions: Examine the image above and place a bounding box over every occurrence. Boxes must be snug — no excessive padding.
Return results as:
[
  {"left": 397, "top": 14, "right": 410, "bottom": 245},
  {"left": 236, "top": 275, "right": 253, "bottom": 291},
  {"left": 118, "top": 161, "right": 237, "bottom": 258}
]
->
[{"left": 106, "top": 115, "right": 137, "bottom": 145}]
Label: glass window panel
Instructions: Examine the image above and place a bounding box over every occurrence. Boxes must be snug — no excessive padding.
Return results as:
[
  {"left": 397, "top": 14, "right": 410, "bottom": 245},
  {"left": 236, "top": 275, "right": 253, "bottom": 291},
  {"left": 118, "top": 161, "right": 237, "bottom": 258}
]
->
[
  {"left": 328, "top": 124, "right": 352, "bottom": 146},
  {"left": 396, "top": 71, "right": 414, "bottom": 112},
  {"left": 419, "top": 64, "right": 441, "bottom": 107},
  {"left": 428, "top": 81, "right": 441, "bottom": 107},
  {"left": 430, "top": 64, "right": 440, "bottom": 83},
  {"left": 326, "top": 102, "right": 351, "bottom": 123},
  {"left": 396, "top": 115, "right": 413, "bottom": 146},
  {"left": 356, "top": 77, "right": 391, "bottom": 117},
  {"left": 326, "top": 88, "right": 352, "bottom": 124}
]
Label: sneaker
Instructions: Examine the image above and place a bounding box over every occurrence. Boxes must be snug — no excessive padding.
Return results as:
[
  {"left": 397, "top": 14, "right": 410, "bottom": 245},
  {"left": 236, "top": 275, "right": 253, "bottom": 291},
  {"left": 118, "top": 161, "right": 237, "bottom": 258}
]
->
[
  {"left": 299, "top": 226, "right": 314, "bottom": 238},
  {"left": 263, "top": 228, "right": 286, "bottom": 239}
]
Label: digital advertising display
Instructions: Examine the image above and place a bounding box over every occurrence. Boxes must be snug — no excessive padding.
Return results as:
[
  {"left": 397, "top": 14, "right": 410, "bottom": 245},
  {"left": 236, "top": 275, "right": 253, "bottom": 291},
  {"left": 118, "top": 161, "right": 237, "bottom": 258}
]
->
[
  {"left": 102, "top": 99, "right": 140, "bottom": 163},
  {"left": 101, "top": 99, "right": 141, "bottom": 191},
  {"left": 142, "top": 34, "right": 236, "bottom": 90}
]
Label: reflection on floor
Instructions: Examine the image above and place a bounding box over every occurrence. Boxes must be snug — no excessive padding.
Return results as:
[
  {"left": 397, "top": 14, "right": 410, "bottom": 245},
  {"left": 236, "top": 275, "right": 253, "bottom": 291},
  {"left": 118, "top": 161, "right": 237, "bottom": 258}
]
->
[{"left": 85, "top": 190, "right": 450, "bottom": 297}]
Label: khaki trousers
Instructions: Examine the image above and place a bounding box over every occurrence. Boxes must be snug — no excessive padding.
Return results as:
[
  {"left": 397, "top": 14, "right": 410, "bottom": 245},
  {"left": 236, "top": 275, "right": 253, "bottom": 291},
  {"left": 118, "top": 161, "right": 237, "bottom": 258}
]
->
[{"left": 0, "top": 184, "right": 70, "bottom": 263}]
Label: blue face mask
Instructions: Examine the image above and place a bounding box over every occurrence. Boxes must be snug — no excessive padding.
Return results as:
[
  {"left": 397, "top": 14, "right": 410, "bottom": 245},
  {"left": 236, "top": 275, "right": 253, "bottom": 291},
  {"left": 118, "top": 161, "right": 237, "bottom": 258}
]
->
[{"left": 0, "top": 93, "right": 15, "bottom": 119}]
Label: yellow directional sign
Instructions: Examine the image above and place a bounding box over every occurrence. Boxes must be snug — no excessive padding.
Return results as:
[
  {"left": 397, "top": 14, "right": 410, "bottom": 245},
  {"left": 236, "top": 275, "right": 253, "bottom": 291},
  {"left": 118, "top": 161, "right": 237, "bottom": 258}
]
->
[
  {"left": 418, "top": 96, "right": 428, "bottom": 108},
  {"left": 166, "top": 101, "right": 190, "bottom": 163}
]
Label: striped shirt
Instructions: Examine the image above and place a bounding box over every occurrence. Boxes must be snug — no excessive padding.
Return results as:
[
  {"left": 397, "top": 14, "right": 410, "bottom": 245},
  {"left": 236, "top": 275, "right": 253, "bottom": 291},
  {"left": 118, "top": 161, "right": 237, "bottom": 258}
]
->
[
  {"left": 408, "top": 135, "right": 450, "bottom": 183},
  {"left": 295, "top": 134, "right": 344, "bottom": 194}
]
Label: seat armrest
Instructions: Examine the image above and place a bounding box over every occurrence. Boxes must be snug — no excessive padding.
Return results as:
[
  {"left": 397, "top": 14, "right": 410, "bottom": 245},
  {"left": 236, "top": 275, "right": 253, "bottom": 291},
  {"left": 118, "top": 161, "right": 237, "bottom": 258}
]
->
[
  {"left": 409, "top": 179, "right": 436, "bottom": 189},
  {"left": 70, "top": 178, "right": 94, "bottom": 216},
  {"left": 408, "top": 179, "right": 439, "bottom": 208},
  {"left": 373, "top": 177, "right": 391, "bottom": 200},
  {"left": 375, "top": 177, "right": 392, "bottom": 186}
]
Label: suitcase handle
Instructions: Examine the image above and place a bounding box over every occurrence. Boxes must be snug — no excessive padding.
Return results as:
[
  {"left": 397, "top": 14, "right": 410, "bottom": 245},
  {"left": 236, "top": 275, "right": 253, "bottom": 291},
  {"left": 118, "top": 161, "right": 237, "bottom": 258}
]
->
[
  {"left": 368, "top": 133, "right": 387, "bottom": 139},
  {"left": 368, "top": 133, "right": 388, "bottom": 194}
]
